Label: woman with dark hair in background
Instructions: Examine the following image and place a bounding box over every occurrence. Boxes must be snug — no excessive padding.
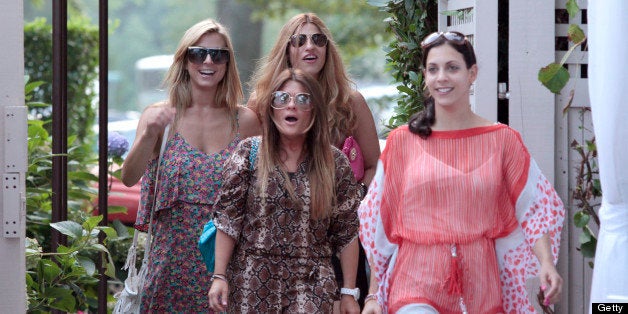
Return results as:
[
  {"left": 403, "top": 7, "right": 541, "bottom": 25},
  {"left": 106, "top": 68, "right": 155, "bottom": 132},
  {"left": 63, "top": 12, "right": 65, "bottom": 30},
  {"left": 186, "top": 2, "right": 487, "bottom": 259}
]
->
[{"left": 359, "top": 31, "right": 564, "bottom": 314}]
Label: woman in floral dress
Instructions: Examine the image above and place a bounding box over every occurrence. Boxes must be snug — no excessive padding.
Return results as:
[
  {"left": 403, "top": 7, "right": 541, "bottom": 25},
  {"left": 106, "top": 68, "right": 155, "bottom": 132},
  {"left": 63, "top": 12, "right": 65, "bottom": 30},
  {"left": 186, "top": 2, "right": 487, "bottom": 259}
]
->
[
  {"left": 208, "top": 68, "right": 361, "bottom": 314},
  {"left": 120, "top": 18, "right": 260, "bottom": 312}
]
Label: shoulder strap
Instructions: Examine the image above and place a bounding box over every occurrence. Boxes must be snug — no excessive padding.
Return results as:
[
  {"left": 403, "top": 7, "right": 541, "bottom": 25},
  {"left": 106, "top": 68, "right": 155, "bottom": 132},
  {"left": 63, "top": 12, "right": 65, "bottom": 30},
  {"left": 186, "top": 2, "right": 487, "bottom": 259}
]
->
[
  {"left": 143, "top": 124, "right": 170, "bottom": 258},
  {"left": 249, "top": 137, "right": 260, "bottom": 171}
]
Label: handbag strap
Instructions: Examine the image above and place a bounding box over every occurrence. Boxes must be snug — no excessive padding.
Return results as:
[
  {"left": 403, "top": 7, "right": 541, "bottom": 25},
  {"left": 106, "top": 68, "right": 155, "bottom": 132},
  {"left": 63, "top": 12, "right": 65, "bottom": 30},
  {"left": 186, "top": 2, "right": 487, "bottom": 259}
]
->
[
  {"left": 141, "top": 124, "right": 171, "bottom": 263},
  {"left": 122, "top": 124, "right": 170, "bottom": 274},
  {"left": 249, "top": 137, "right": 260, "bottom": 170}
]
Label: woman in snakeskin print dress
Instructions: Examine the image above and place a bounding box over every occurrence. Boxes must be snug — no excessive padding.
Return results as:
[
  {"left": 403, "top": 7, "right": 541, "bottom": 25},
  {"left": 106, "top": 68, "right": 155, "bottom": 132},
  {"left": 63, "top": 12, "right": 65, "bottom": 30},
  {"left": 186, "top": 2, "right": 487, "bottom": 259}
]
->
[{"left": 208, "top": 68, "right": 361, "bottom": 314}]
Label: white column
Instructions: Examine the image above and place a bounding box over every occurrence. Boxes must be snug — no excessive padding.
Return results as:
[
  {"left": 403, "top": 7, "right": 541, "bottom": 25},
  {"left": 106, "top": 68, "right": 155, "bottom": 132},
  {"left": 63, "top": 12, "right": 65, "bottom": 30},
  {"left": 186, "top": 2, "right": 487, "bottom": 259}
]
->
[
  {"left": 508, "top": 0, "right": 556, "bottom": 181},
  {"left": 0, "top": 0, "right": 27, "bottom": 313}
]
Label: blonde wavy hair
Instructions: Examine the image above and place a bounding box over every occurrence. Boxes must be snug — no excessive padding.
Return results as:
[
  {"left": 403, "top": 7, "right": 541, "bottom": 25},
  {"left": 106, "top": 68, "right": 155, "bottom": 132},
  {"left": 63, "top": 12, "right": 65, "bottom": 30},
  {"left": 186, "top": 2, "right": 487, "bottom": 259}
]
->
[
  {"left": 249, "top": 13, "right": 357, "bottom": 145},
  {"left": 163, "top": 18, "right": 243, "bottom": 130},
  {"left": 256, "top": 68, "right": 336, "bottom": 219}
]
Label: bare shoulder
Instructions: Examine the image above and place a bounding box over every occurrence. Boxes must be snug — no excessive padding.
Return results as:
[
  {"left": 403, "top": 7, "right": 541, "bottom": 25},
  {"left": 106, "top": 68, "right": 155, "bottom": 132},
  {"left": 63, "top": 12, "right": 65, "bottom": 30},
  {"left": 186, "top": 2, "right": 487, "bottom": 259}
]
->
[
  {"left": 238, "top": 106, "right": 262, "bottom": 137},
  {"left": 147, "top": 100, "right": 170, "bottom": 109},
  {"left": 349, "top": 90, "right": 368, "bottom": 107},
  {"left": 350, "top": 90, "right": 372, "bottom": 114}
]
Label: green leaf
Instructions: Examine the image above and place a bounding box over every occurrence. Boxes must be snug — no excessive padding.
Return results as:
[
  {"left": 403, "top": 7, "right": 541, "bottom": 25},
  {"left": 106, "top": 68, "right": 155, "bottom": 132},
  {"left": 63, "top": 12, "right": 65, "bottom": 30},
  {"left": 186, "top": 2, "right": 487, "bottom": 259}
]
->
[
  {"left": 408, "top": 71, "right": 419, "bottom": 83},
  {"left": 574, "top": 211, "right": 590, "bottom": 228},
  {"left": 90, "top": 243, "right": 109, "bottom": 253},
  {"left": 112, "top": 219, "right": 131, "bottom": 238},
  {"left": 580, "top": 239, "right": 597, "bottom": 258},
  {"left": 568, "top": 24, "right": 586, "bottom": 45},
  {"left": 50, "top": 221, "right": 83, "bottom": 239},
  {"left": 44, "top": 287, "right": 76, "bottom": 312},
  {"left": 77, "top": 256, "right": 96, "bottom": 276},
  {"left": 538, "top": 63, "right": 570, "bottom": 94},
  {"left": 566, "top": 0, "right": 579, "bottom": 19},
  {"left": 82, "top": 215, "right": 102, "bottom": 231},
  {"left": 40, "top": 259, "right": 62, "bottom": 283},
  {"left": 397, "top": 85, "right": 414, "bottom": 94},
  {"left": 579, "top": 229, "right": 592, "bottom": 243},
  {"left": 68, "top": 170, "right": 99, "bottom": 181},
  {"left": 25, "top": 80, "right": 45, "bottom": 94},
  {"left": 107, "top": 205, "right": 129, "bottom": 215},
  {"left": 97, "top": 225, "right": 119, "bottom": 240},
  {"left": 105, "top": 254, "right": 117, "bottom": 279}
]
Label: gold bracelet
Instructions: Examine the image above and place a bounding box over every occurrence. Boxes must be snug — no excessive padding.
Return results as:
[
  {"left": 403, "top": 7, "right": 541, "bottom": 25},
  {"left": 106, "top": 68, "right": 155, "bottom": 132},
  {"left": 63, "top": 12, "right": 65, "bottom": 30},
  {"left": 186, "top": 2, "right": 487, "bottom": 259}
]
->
[
  {"left": 211, "top": 274, "right": 228, "bottom": 283},
  {"left": 364, "top": 294, "right": 377, "bottom": 304}
]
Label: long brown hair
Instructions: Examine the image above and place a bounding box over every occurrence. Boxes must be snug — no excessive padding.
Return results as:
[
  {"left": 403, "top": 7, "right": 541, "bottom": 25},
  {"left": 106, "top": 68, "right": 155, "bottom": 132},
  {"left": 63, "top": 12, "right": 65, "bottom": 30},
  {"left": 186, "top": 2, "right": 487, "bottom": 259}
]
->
[
  {"left": 256, "top": 68, "right": 336, "bottom": 219},
  {"left": 163, "top": 18, "right": 243, "bottom": 130},
  {"left": 248, "top": 13, "right": 357, "bottom": 145}
]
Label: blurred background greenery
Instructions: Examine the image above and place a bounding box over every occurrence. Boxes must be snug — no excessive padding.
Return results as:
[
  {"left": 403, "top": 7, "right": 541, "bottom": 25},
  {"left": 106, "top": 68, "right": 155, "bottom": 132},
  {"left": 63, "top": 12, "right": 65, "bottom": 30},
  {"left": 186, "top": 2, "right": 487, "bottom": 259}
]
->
[{"left": 25, "top": 0, "right": 393, "bottom": 115}]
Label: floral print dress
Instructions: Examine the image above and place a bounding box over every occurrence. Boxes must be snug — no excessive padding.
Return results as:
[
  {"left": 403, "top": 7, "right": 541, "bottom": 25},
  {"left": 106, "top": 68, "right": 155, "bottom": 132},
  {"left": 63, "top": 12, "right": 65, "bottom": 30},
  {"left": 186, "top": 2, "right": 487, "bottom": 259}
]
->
[{"left": 135, "top": 130, "right": 240, "bottom": 313}]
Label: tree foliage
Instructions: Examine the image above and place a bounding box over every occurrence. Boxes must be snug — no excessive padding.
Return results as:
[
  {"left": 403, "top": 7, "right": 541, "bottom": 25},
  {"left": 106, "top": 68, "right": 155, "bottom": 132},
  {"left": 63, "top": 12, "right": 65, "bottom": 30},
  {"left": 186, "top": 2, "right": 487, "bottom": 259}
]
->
[
  {"left": 24, "top": 17, "right": 99, "bottom": 144},
  {"left": 241, "top": 0, "right": 390, "bottom": 60},
  {"left": 368, "top": 0, "right": 437, "bottom": 130}
]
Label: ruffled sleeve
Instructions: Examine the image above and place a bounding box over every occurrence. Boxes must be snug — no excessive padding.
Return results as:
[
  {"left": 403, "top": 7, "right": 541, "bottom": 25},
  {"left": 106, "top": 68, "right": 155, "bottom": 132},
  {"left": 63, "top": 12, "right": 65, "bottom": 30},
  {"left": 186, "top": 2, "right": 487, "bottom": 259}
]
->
[
  {"left": 213, "top": 137, "right": 256, "bottom": 240},
  {"left": 358, "top": 128, "right": 405, "bottom": 312},
  {"left": 495, "top": 131, "right": 565, "bottom": 313},
  {"left": 328, "top": 147, "right": 361, "bottom": 253}
]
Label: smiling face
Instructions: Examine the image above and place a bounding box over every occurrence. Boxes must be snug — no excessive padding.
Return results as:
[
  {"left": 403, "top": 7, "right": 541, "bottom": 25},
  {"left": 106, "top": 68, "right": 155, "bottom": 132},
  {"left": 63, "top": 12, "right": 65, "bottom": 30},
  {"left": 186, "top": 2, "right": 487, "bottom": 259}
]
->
[
  {"left": 186, "top": 32, "right": 228, "bottom": 90},
  {"left": 288, "top": 23, "right": 327, "bottom": 78},
  {"left": 423, "top": 43, "right": 477, "bottom": 109},
  {"left": 271, "top": 80, "right": 314, "bottom": 140}
]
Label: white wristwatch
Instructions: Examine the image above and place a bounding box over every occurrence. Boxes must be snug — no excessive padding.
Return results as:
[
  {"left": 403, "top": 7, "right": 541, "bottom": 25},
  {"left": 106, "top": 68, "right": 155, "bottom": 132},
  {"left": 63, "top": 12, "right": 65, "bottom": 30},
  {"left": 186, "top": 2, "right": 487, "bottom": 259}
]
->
[{"left": 340, "top": 287, "right": 360, "bottom": 302}]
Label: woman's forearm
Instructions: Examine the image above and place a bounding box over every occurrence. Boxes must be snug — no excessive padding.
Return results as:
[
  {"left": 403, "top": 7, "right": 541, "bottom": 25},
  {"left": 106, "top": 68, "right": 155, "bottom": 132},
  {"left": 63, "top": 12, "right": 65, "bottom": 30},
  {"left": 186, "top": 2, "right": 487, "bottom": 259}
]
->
[
  {"left": 213, "top": 229, "right": 236, "bottom": 275},
  {"left": 339, "top": 238, "right": 359, "bottom": 288}
]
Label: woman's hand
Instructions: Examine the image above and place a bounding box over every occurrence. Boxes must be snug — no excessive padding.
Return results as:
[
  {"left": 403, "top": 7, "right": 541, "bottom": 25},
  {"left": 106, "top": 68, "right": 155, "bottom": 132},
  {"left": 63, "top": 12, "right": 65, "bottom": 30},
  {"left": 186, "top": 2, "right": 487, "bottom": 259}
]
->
[
  {"left": 208, "top": 277, "right": 229, "bottom": 312},
  {"left": 142, "top": 105, "right": 175, "bottom": 138},
  {"left": 539, "top": 262, "right": 563, "bottom": 306},
  {"left": 339, "top": 295, "right": 360, "bottom": 314},
  {"left": 361, "top": 297, "right": 382, "bottom": 314},
  {"left": 532, "top": 233, "right": 562, "bottom": 306}
]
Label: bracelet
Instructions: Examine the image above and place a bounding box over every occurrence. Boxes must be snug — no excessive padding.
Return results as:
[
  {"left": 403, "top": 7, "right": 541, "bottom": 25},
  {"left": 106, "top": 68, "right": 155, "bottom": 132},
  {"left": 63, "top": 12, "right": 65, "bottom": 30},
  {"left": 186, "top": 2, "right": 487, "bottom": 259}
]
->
[
  {"left": 364, "top": 294, "right": 377, "bottom": 304},
  {"left": 211, "top": 273, "right": 228, "bottom": 283}
]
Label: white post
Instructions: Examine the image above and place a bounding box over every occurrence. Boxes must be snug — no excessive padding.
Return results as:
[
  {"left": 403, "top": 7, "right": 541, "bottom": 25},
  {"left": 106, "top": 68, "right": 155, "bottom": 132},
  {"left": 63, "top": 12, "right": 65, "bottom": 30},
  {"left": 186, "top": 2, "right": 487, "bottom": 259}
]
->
[
  {"left": 508, "top": 0, "right": 556, "bottom": 181},
  {"left": 0, "top": 0, "right": 27, "bottom": 313}
]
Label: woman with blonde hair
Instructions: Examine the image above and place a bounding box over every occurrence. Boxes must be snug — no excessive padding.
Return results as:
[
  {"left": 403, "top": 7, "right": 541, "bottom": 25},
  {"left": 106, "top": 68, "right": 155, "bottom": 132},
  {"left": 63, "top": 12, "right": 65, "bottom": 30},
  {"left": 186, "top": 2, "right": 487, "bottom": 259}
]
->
[
  {"left": 121, "top": 18, "right": 260, "bottom": 312},
  {"left": 209, "top": 68, "right": 361, "bottom": 313},
  {"left": 247, "top": 12, "right": 379, "bottom": 308}
]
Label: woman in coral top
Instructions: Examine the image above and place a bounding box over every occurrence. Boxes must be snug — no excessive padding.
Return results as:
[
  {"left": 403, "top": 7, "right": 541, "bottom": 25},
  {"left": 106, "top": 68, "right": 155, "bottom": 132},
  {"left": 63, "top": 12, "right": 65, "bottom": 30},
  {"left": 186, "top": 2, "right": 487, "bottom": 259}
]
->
[{"left": 359, "top": 31, "right": 565, "bottom": 314}]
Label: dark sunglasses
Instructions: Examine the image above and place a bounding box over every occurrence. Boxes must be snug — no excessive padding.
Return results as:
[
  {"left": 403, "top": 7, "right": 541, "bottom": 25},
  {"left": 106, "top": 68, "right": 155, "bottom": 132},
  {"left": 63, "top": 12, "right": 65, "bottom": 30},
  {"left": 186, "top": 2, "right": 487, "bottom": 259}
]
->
[
  {"left": 271, "top": 91, "right": 312, "bottom": 111},
  {"left": 420, "top": 31, "right": 467, "bottom": 48},
  {"left": 289, "top": 33, "right": 328, "bottom": 48},
  {"left": 187, "top": 47, "right": 230, "bottom": 65}
]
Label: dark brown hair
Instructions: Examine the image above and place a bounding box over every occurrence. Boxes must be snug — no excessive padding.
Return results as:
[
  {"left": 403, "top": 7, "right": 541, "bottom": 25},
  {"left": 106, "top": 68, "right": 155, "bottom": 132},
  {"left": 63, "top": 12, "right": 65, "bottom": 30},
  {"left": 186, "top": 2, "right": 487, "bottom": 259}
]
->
[{"left": 408, "top": 31, "right": 477, "bottom": 138}]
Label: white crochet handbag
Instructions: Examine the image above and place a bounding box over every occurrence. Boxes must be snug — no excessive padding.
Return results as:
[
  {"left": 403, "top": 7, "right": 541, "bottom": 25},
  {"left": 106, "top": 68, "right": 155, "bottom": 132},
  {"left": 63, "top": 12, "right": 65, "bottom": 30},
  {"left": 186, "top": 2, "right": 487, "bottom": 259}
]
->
[{"left": 113, "top": 125, "right": 169, "bottom": 314}]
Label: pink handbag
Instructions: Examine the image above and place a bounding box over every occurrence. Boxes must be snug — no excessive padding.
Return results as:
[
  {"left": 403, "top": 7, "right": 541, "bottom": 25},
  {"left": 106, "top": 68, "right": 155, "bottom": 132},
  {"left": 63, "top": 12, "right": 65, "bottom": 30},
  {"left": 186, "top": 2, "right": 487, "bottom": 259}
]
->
[{"left": 342, "top": 136, "right": 365, "bottom": 181}]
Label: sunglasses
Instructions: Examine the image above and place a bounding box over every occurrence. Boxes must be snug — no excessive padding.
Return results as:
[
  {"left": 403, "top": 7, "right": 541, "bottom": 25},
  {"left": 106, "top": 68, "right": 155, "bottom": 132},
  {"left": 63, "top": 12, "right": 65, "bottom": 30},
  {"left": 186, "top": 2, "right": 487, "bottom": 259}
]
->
[
  {"left": 271, "top": 91, "right": 312, "bottom": 111},
  {"left": 187, "top": 47, "right": 230, "bottom": 65},
  {"left": 289, "top": 33, "right": 328, "bottom": 48},
  {"left": 420, "top": 31, "right": 467, "bottom": 48}
]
